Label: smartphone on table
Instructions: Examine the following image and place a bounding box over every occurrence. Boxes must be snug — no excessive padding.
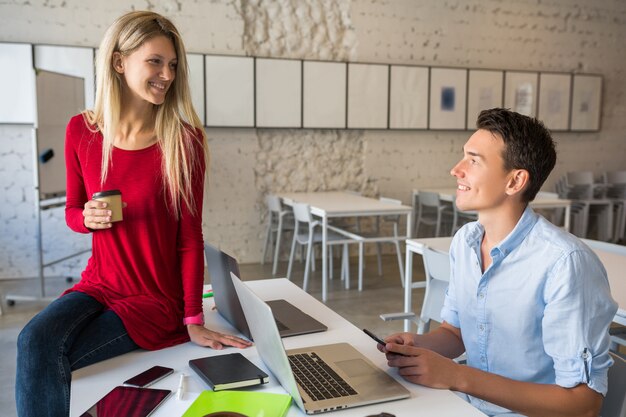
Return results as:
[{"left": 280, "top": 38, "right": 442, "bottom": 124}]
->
[{"left": 123, "top": 365, "right": 174, "bottom": 388}]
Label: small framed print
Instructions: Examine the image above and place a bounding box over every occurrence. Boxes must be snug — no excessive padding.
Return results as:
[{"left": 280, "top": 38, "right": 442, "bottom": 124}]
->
[
  {"left": 467, "top": 69, "right": 503, "bottom": 129},
  {"left": 570, "top": 74, "right": 602, "bottom": 131},
  {"left": 504, "top": 71, "right": 538, "bottom": 117},
  {"left": 389, "top": 65, "right": 429, "bottom": 129},
  {"left": 538, "top": 72, "right": 572, "bottom": 131},
  {"left": 429, "top": 67, "right": 467, "bottom": 130}
]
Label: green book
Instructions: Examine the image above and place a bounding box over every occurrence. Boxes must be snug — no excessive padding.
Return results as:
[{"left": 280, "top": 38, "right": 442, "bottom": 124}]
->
[{"left": 182, "top": 390, "right": 292, "bottom": 417}]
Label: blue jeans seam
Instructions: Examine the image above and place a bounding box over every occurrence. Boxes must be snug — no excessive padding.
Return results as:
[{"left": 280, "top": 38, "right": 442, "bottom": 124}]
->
[
  {"left": 69, "top": 332, "right": 131, "bottom": 368},
  {"left": 58, "top": 308, "right": 101, "bottom": 414}
]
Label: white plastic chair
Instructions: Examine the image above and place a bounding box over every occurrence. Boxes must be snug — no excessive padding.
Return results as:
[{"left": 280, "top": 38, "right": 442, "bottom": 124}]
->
[
  {"left": 379, "top": 246, "right": 450, "bottom": 334},
  {"left": 354, "top": 197, "right": 405, "bottom": 287},
  {"left": 261, "top": 195, "right": 294, "bottom": 275},
  {"left": 286, "top": 203, "right": 354, "bottom": 292},
  {"left": 600, "top": 352, "right": 626, "bottom": 417},
  {"left": 561, "top": 172, "right": 613, "bottom": 241},
  {"left": 413, "top": 191, "right": 450, "bottom": 237},
  {"left": 451, "top": 195, "right": 477, "bottom": 234}
]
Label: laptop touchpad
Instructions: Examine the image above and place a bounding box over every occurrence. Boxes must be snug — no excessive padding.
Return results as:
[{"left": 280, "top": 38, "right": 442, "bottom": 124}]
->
[{"left": 335, "top": 359, "right": 375, "bottom": 377}]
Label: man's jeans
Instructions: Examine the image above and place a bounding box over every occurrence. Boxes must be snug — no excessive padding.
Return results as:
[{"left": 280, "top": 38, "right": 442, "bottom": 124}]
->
[{"left": 16, "top": 291, "right": 139, "bottom": 417}]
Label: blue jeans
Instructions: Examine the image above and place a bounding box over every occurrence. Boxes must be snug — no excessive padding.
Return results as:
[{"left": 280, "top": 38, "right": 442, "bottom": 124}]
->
[{"left": 15, "top": 292, "right": 139, "bottom": 417}]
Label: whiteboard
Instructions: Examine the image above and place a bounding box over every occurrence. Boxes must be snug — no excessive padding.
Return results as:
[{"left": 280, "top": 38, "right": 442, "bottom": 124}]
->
[
  {"left": 36, "top": 71, "right": 85, "bottom": 198},
  {"left": 303, "top": 61, "right": 346, "bottom": 129},
  {"left": 34, "top": 45, "right": 95, "bottom": 109},
  {"left": 256, "top": 58, "right": 302, "bottom": 128},
  {"left": 389, "top": 65, "right": 428, "bottom": 129},
  {"left": 0, "top": 43, "right": 36, "bottom": 124},
  {"left": 348, "top": 63, "right": 389, "bottom": 129},
  {"left": 186, "top": 53, "right": 205, "bottom": 125},
  {"left": 205, "top": 55, "right": 254, "bottom": 127}
]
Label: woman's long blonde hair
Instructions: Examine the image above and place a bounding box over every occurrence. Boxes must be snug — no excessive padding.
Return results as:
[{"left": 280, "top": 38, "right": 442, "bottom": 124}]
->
[{"left": 84, "top": 10, "right": 208, "bottom": 217}]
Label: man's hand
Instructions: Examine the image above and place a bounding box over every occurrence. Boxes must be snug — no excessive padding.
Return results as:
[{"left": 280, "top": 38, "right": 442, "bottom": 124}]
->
[{"left": 385, "top": 343, "right": 461, "bottom": 390}]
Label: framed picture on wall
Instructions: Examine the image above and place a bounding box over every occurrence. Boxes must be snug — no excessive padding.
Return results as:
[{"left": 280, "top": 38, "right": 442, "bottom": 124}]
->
[
  {"left": 467, "top": 69, "right": 503, "bottom": 129},
  {"left": 347, "top": 63, "right": 389, "bottom": 129},
  {"left": 538, "top": 72, "right": 572, "bottom": 131},
  {"left": 429, "top": 67, "right": 467, "bottom": 130},
  {"left": 570, "top": 74, "right": 602, "bottom": 131},
  {"left": 256, "top": 58, "right": 302, "bottom": 128},
  {"left": 504, "top": 71, "right": 538, "bottom": 117},
  {"left": 389, "top": 65, "right": 429, "bottom": 129},
  {"left": 205, "top": 55, "right": 254, "bottom": 127},
  {"left": 303, "top": 61, "right": 346, "bottom": 129}
]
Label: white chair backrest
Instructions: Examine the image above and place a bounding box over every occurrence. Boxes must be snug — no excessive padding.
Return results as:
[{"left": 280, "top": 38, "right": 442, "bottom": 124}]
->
[
  {"left": 420, "top": 246, "right": 451, "bottom": 330},
  {"left": 418, "top": 191, "right": 441, "bottom": 207},
  {"left": 600, "top": 352, "right": 626, "bottom": 417},
  {"left": 567, "top": 171, "right": 594, "bottom": 185},
  {"left": 605, "top": 171, "right": 626, "bottom": 185},
  {"left": 292, "top": 203, "right": 312, "bottom": 224},
  {"left": 423, "top": 246, "right": 451, "bottom": 283},
  {"left": 266, "top": 194, "right": 282, "bottom": 213}
]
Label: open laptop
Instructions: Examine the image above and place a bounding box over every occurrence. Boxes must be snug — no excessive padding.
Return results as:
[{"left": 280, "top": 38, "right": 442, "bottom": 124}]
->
[
  {"left": 231, "top": 272, "right": 410, "bottom": 414},
  {"left": 204, "top": 243, "right": 327, "bottom": 339}
]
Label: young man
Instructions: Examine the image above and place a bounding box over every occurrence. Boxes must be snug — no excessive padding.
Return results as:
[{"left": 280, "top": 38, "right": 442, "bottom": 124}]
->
[{"left": 381, "top": 108, "right": 617, "bottom": 417}]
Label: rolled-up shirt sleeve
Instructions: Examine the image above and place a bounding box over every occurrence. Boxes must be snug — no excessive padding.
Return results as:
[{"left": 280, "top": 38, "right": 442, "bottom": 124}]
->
[{"left": 542, "top": 249, "right": 617, "bottom": 395}]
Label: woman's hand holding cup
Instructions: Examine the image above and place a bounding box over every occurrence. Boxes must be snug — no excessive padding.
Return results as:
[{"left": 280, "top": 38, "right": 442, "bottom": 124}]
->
[{"left": 84, "top": 190, "right": 124, "bottom": 230}]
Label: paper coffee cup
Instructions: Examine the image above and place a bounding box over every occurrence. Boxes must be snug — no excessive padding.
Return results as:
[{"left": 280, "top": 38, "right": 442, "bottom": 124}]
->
[{"left": 92, "top": 190, "right": 123, "bottom": 222}]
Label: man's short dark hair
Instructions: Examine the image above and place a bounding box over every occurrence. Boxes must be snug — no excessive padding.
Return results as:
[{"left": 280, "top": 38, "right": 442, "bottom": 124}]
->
[{"left": 477, "top": 108, "right": 556, "bottom": 203}]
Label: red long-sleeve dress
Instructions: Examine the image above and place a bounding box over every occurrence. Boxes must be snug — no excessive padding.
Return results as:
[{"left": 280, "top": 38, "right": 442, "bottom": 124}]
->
[{"left": 63, "top": 114, "right": 205, "bottom": 350}]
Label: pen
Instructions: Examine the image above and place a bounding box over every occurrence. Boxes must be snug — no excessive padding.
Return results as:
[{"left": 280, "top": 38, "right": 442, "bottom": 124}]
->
[
  {"left": 176, "top": 373, "right": 186, "bottom": 400},
  {"left": 202, "top": 291, "right": 214, "bottom": 298}
]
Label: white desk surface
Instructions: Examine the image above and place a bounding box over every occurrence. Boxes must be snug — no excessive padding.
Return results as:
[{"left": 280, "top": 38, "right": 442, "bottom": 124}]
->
[
  {"left": 277, "top": 191, "right": 413, "bottom": 217},
  {"left": 405, "top": 237, "right": 626, "bottom": 326},
  {"left": 70, "top": 278, "right": 485, "bottom": 417}
]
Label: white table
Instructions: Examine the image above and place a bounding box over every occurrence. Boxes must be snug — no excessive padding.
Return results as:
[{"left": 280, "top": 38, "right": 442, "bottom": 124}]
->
[
  {"left": 414, "top": 187, "right": 572, "bottom": 232},
  {"left": 277, "top": 192, "right": 413, "bottom": 302},
  {"left": 403, "top": 237, "right": 626, "bottom": 332},
  {"left": 70, "top": 279, "right": 486, "bottom": 417}
]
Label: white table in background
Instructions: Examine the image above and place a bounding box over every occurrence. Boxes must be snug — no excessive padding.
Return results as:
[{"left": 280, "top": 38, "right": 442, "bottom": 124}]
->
[
  {"left": 277, "top": 191, "right": 413, "bottom": 302},
  {"left": 414, "top": 188, "right": 572, "bottom": 232},
  {"left": 70, "top": 279, "right": 486, "bottom": 417},
  {"left": 403, "top": 237, "right": 626, "bottom": 332}
]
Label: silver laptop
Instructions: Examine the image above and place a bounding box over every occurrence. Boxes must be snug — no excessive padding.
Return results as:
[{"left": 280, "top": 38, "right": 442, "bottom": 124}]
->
[
  {"left": 204, "top": 243, "right": 327, "bottom": 339},
  {"left": 231, "top": 272, "right": 410, "bottom": 414}
]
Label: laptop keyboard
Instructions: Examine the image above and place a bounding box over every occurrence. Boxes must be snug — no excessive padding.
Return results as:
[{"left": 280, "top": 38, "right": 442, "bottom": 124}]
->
[{"left": 288, "top": 352, "right": 358, "bottom": 401}]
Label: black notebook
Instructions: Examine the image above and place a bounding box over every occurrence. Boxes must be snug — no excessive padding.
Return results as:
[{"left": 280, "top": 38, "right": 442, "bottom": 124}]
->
[{"left": 189, "top": 353, "right": 269, "bottom": 391}]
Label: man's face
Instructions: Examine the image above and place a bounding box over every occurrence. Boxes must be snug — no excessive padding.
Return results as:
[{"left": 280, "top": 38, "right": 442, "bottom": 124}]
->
[{"left": 450, "top": 129, "right": 514, "bottom": 213}]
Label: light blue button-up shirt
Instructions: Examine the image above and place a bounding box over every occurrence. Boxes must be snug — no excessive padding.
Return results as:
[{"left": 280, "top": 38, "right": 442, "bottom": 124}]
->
[{"left": 441, "top": 207, "right": 618, "bottom": 416}]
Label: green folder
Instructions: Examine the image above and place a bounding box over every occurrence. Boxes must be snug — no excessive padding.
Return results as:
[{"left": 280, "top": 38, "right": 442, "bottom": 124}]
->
[{"left": 182, "top": 390, "right": 292, "bottom": 417}]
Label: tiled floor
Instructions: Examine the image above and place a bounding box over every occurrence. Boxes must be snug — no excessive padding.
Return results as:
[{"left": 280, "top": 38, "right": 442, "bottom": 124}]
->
[{"left": 0, "top": 254, "right": 424, "bottom": 417}]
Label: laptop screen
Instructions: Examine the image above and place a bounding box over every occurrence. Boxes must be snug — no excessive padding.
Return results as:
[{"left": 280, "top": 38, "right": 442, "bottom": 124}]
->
[{"left": 204, "top": 243, "right": 252, "bottom": 339}]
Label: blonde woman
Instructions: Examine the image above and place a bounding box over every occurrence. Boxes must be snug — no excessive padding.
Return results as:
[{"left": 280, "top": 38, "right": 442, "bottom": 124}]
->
[{"left": 16, "top": 11, "right": 250, "bottom": 416}]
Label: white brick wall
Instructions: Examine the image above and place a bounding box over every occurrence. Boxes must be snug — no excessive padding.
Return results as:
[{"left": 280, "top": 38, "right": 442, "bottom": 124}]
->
[{"left": 1, "top": 0, "right": 625, "bottom": 278}]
